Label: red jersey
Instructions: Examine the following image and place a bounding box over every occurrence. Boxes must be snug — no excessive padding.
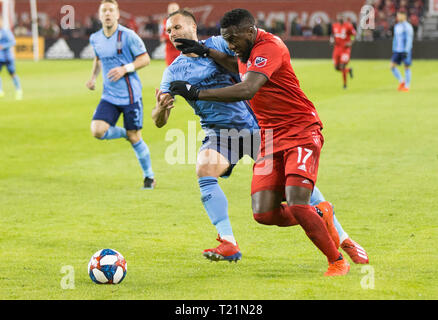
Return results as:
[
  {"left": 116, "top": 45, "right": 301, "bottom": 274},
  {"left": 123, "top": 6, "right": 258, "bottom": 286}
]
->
[
  {"left": 161, "top": 19, "right": 181, "bottom": 66},
  {"left": 237, "top": 29, "right": 322, "bottom": 154},
  {"left": 332, "top": 22, "right": 356, "bottom": 49}
]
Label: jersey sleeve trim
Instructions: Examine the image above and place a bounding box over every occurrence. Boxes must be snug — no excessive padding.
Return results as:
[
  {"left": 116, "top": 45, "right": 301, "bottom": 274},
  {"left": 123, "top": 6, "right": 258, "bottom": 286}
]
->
[
  {"left": 246, "top": 70, "right": 269, "bottom": 81},
  {"left": 135, "top": 51, "right": 148, "bottom": 58}
]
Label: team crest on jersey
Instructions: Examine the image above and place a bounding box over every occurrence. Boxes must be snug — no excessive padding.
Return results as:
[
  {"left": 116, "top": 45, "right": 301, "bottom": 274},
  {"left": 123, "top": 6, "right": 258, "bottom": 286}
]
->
[{"left": 254, "top": 56, "right": 268, "bottom": 67}]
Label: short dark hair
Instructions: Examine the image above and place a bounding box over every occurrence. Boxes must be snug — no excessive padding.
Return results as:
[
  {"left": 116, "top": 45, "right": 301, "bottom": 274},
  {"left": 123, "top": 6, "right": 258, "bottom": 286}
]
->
[
  {"left": 220, "top": 8, "right": 255, "bottom": 29},
  {"left": 168, "top": 8, "right": 197, "bottom": 25}
]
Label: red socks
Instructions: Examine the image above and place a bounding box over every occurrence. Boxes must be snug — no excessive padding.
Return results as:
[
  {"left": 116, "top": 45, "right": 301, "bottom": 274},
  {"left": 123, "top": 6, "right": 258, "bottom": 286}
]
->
[
  {"left": 290, "top": 204, "right": 340, "bottom": 263},
  {"left": 253, "top": 204, "right": 340, "bottom": 263},
  {"left": 342, "top": 68, "right": 350, "bottom": 86}
]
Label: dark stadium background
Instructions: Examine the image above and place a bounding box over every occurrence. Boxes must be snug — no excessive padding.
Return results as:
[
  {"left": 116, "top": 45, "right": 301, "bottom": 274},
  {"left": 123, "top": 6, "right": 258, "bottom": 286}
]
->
[{"left": 9, "top": 0, "right": 438, "bottom": 59}]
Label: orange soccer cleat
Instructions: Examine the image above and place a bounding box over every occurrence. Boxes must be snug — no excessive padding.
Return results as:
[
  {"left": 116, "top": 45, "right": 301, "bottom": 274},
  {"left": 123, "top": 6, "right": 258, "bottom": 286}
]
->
[
  {"left": 315, "top": 201, "right": 340, "bottom": 249},
  {"left": 399, "top": 86, "right": 410, "bottom": 92},
  {"left": 397, "top": 82, "right": 406, "bottom": 91},
  {"left": 324, "top": 256, "right": 350, "bottom": 277},
  {"left": 203, "top": 235, "right": 242, "bottom": 262},
  {"left": 341, "top": 238, "right": 369, "bottom": 264}
]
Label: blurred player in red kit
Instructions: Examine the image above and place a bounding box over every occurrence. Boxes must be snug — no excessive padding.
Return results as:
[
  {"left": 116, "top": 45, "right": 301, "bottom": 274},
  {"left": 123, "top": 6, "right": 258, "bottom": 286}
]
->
[
  {"left": 160, "top": 2, "right": 181, "bottom": 65},
  {"left": 170, "top": 8, "right": 351, "bottom": 276},
  {"left": 330, "top": 14, "right": 356, "bottom": 89}
]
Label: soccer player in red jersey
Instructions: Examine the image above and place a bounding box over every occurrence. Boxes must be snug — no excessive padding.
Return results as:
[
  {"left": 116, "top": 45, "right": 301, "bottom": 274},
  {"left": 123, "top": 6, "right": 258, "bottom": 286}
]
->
[
  {"left": 170, "top": 9, "right": 350, "bottom": 276},
  {"left": 160, "top": 2, "right": 181, "bottom": 65},
  {"left": 330, "top": 14, "right": 356, "bottom": 89}
]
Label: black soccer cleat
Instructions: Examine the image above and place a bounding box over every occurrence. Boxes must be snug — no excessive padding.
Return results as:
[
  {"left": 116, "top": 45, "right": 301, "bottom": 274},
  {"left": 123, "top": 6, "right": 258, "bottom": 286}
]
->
[{"left": 143, "top": 177, "right": 156, "bottom": 190}]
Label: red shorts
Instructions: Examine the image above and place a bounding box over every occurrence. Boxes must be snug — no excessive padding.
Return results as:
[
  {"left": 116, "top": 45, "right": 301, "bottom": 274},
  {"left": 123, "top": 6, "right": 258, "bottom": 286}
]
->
[
  {"left": 333, "top": 47, "right": 351, "bottom": 66},
  {"left": 251, "top": 129, "right": 323, "bottom": 194}
]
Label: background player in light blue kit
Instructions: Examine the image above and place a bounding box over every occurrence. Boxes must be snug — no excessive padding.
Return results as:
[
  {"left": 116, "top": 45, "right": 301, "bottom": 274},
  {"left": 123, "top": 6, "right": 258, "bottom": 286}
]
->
[
  {"left": 86, "top": 0, "right": 155, "bottom": 189},
  {"left": 152, "top": 9, "right": 369, "bottom": 264},
  {"left": 390, "top": 11, "right": 414, "bottom": 92},
  {"left": 0, "top": 16, "right": 23, "bottom": 100}
]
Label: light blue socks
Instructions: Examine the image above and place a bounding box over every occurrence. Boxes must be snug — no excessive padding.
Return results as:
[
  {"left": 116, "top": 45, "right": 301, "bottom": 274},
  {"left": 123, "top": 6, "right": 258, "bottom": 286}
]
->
[
  {"left": 132, "top": 139, "right": 154, "bottom": 178},
  {"left": 12, "top": 75, "right": 21, "bottom": 90},
  {"left": 391, "top": 67, "right": 403, "bottom": 83},
  {"left": 198, "top": 176, "right": 234, "bottom": 240},
  {"left": 405, "top": 68, "right": 411, "bottom": 88}
]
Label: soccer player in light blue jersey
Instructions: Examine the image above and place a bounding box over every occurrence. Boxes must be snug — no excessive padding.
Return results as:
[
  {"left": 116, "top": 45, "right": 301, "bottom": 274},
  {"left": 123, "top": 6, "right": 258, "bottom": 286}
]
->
[
  {"left": 390, "top": 11, "right": 414, "bottom": 92},
  {"left": 0, "top": 16, "right": 23, "bottom": 100},
  {"left": 86, "top": 0, "right": 155, "bottom": 189},
  {"left": 152, "top": 9, "right": 369, "bottom": 264}
]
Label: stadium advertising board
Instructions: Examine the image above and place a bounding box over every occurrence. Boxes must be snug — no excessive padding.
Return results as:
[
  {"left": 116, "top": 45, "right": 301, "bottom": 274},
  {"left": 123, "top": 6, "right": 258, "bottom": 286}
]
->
[
  {"left": 15, "top": 36, "right": 45, "bottom": 60},
  {"left": 15, "top": 0, "right": 365, "bottom": 28}
]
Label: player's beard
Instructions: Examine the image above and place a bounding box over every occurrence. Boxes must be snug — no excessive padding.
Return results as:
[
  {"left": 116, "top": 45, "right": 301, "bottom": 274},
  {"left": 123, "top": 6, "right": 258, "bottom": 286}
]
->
[
  {"left": 238, "top": 39, "right": 254, "bottom": 64},
  {"left": 105, "top": 24, "right": 115, "bottom": 31},
  {"left": 104, "top": 20, "right": 116, "bottom": 30},
  {"left": 102, "top": 15, "right": 118, "bottom": 31}
]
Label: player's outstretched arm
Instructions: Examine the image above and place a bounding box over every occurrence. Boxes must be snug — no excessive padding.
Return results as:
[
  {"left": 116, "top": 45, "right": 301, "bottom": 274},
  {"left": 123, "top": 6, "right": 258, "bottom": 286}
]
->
[
  {"left": 174, "top": 38, "right": 238, "bottom": 74},
  {"left": 170, "top": 71, "right": 267, "bottom": 102},
  {"left": 208, "top": 48, "right": 239, "bottom": 74},
  {"left": 86, "top": 57, "right": 101, "bottom": 90},
  {"left": 198, "top": 71, "right": 266, "bottom": 101},
  {"left": 152, "top": 89, "right": 175, "bottom": 128}
]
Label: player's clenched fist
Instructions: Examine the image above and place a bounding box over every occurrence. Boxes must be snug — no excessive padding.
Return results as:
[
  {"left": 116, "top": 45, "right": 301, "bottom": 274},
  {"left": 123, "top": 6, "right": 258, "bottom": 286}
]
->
[
  {"left": 169, "top": 81, "right": 200, "bottom": 101},
  {"left": 86, "top": 79, "right": 96, "bottom": 90}
]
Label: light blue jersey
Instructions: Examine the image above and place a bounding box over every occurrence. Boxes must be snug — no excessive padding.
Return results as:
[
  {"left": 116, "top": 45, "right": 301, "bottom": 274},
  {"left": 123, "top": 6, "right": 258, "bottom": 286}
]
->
[
  {"left": 160, "top": 36, "right": 258, "bottom": 133},
  {"left": 0, "top": 28, "right": 16, "bottom": 62},
  {"left": 90, "top": 24, "right": 147, "bottom": 105},
  {"left": 392, "top": 21, "right": 414, "bottom": 53}
]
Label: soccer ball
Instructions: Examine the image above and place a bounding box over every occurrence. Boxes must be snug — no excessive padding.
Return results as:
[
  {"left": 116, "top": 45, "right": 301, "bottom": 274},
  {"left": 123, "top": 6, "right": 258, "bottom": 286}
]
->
[{"left": 88, "top": 248, "right": 127, "bottom": 284}]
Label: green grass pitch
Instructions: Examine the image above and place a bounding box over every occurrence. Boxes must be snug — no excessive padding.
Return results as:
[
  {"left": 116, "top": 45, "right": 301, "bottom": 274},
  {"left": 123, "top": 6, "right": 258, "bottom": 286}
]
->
[{"left": 0, "top": 58, "right": 437, "bottom": 300}]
